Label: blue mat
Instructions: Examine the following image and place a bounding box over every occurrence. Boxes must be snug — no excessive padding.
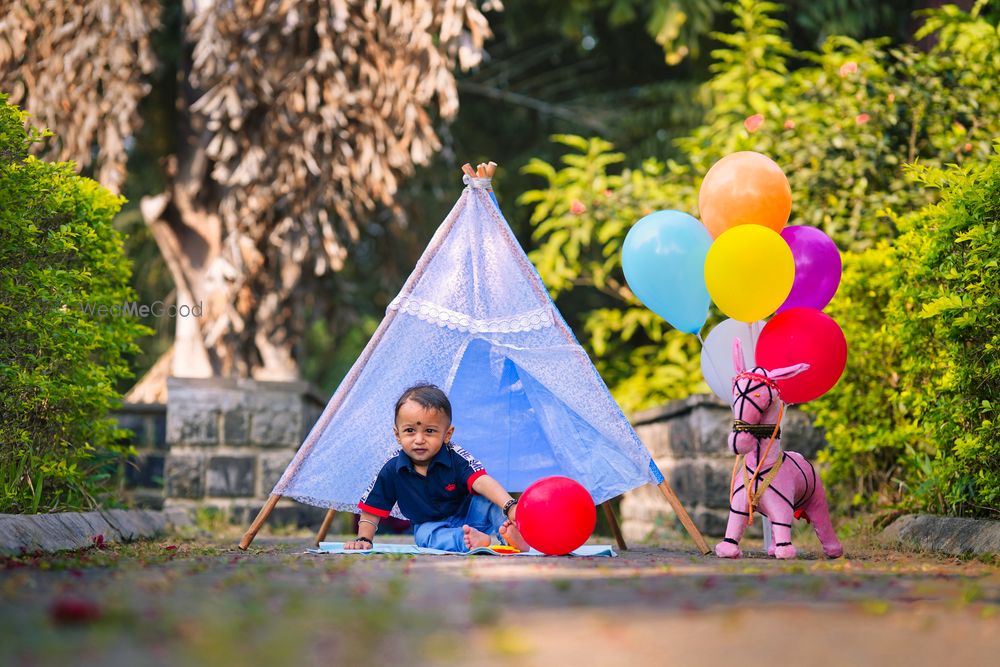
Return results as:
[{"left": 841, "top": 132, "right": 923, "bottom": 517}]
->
[{"left": 308, "top": 542, "right": 617, "bottom": 557}]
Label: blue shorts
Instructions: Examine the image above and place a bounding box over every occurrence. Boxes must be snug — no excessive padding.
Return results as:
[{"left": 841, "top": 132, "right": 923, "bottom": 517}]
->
[{"left": 411, "top": 495, "right": 506, "bottom": 552}]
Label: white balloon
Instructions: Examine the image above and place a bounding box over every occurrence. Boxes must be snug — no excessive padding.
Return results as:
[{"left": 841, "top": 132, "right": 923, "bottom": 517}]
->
[{"left": 700, "top": 318, "right": 765, "bottom": 402}]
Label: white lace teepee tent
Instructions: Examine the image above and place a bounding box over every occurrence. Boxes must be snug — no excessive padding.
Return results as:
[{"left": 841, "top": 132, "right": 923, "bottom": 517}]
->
[{"left": 240, "top": 164, "right": 708, "bottom": 553}]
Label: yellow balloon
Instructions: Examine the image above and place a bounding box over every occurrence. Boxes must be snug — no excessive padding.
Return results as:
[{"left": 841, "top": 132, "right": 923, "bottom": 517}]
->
[{"left": 704, "top": 226, "right": 795, "bottom": 322}]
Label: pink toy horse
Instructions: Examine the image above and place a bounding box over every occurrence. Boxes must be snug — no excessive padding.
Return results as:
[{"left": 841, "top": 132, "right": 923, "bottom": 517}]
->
[{"left": 715, "top": 338, "right": 843, "bottom": 560}]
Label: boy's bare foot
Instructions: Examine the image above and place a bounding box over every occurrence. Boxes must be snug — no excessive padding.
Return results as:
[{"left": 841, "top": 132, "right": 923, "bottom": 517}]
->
[
  {"left": 463, "top": 525, "right": 491, "bottom": 550},
  {"left": 499, "top": 520, "right": 531, "bottom": 552}
]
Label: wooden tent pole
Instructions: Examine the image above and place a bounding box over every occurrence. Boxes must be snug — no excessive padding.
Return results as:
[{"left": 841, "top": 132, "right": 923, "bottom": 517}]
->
[
  {"left": 656, "top": 480, "right": 711, "bottom": 554},
  {"left": 239, "top": 494, "right": 281, "bottom": 550},
  {"left": 600, "top": 502, "right": 627, "bottom": 551},
  {"left": 314, "top": 508, "right": 338, "bottom": 547}
]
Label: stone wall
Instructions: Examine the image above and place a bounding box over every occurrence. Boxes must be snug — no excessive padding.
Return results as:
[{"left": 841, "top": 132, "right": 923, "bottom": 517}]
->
[
  {"left": 116, "top": 378, "right": 327, "bottom": 526},
  {"left": 164, "top": 377, "right": 327, "bottom": 525},
  {"left": 621, "top": 394, "right": 826, "bottom": 542},
  {"left": 116, "top": 402, "right": 167, "bottom": 509}
]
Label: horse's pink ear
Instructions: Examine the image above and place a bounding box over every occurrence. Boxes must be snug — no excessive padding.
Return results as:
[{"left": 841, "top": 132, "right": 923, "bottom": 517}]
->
[
  {"left": 732, "top": 337, "right": 746, "bottom": 374},
  {"left": 769, "top": 362, "right": 810, "bottom": 380}
]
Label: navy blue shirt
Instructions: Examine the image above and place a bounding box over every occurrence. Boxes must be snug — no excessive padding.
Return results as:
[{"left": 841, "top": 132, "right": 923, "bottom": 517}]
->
[{"left": 358, "top": 443, "right": 487, "bottom": 524}]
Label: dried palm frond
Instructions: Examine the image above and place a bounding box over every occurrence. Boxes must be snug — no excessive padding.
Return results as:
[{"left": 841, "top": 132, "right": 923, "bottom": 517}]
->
[{"left": 0, "top": 0, "right": 159, "bottom": 192}]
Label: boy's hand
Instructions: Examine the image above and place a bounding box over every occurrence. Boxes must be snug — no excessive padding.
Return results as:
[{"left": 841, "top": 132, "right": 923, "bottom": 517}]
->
[{"left": 344, "top": 539, "right": 373, "bottom": 550}]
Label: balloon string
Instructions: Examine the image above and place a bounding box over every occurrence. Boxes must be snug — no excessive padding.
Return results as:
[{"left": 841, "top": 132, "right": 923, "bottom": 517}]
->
[
  {"left": 745, "top": 401, "right": 784, "bottom": 525},
  {"left": 697, "top": 332, "right": 725, "bottom": 399},
  {"left": 746, "top": 321, "right": 757, "bottom": 365}
]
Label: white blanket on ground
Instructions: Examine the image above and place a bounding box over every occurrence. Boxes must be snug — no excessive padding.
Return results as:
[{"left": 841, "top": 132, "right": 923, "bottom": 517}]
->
[{"left": 307, "top": 542, "right": 617, "bottom": 557}]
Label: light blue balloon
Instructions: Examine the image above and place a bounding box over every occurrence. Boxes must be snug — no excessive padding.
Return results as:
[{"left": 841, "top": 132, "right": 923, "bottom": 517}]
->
[{"left": 622, "top": 210, "right": 712, "bottom": 334}]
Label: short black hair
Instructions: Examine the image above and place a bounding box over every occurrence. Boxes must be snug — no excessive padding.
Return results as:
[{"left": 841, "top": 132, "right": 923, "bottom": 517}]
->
[{"left": 394, "top": 383, "right": 452, "bottom": 422}]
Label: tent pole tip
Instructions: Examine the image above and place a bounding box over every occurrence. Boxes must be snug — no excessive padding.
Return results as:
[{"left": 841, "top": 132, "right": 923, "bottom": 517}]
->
[{"left": 238, "top": 494, "right": 281, "bottom": 550}]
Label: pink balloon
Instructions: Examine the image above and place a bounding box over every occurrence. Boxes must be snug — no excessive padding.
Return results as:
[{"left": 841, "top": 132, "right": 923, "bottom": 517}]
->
[{"left": 777, "top": 226, "right": 842, "bottom": 313}]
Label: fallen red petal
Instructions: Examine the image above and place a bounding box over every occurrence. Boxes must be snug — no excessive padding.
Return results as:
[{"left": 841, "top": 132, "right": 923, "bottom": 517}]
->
[{"left": 50, "top": 595, "right": 102, "bottom": 624}]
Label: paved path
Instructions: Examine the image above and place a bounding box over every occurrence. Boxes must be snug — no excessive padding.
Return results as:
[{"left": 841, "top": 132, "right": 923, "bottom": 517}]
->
[{"left": 1, "top": 531, "right": 998, "bottom": 666}]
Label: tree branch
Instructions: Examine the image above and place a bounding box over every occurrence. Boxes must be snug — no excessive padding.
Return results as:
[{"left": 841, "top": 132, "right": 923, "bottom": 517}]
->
[{"left": 457, "top": 80, "right": 610, "bottom": 134}]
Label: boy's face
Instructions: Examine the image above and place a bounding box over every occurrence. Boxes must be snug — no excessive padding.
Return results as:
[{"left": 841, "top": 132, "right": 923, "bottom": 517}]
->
[{"left": 393, "top": 399, "right": 454, "bottom": 467}]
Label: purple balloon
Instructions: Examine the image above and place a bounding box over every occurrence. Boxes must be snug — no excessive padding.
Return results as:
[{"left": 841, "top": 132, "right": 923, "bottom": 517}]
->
[{"left": 777, "top": 226, "right": 842, "bottom": 313}]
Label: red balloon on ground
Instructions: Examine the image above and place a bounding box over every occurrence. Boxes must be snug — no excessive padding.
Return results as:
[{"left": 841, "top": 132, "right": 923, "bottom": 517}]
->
[
  {"left": 756, "top": 307, "right": 847, "bottom": 404},
  {"left": 515, "top": 476, "right": 596, "bottom": 555}
]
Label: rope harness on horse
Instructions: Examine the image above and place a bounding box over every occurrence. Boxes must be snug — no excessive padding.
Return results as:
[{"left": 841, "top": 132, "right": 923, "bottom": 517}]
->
[
  {"left": 730, "top": 370, "right": 785, "bottom": 526},
  {"left": 738, "top": 452, "right": 784, "bottom": 511}
]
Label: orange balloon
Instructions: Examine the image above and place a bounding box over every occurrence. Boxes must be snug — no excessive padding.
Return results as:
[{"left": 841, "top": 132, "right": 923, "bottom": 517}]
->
[{"left": 698, "top": 152, "right": 792, "bottom": 238}]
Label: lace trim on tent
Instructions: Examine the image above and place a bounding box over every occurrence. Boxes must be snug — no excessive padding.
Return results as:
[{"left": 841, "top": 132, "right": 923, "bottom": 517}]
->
[{"left": 388, "top": 295, "right": 554, "bottom": 333}]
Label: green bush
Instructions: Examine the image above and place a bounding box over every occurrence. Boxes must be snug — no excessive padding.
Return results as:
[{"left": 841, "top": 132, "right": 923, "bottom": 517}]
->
[
  {"left": 807, "top": 243, "right": 916, "bottom": 510},
  {"left": 814, "top": 151, "right": 1000, "bottom": 517},
  {"left": 0, "top": 96, "right": 148, "bottom": 513}
]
